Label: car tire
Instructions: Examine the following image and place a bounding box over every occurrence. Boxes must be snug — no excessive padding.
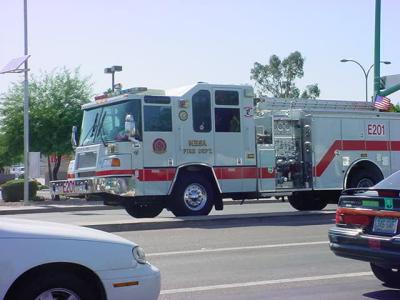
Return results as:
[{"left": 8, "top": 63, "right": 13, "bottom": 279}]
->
[
  {"left": 370, "top": 263, "right": 400, "bottom": 287},
  {"left": 170, "top": 175, "right": 214, "bottom": 217},
  {"left": 12, "top": 271, "right": 97, "bottom": 300},
  {"left": 125, "top": 203, "right": 164, "bottom": 218},
  {"left": 348, "top": 170, "right": 382, "bottom": 188}
]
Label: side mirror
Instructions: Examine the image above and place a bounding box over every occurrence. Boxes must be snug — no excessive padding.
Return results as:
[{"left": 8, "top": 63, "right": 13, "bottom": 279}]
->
[
  {"left": 71, "top": 126, "right": 78, "bottom": 148},
  {"left": 125, "top": 114, "right": 136, "bottom": 137}
]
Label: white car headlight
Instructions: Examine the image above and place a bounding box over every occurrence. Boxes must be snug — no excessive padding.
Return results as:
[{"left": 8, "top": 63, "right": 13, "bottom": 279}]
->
[{"left": 133, "top": 246, "right": 147, "bottom": 264}]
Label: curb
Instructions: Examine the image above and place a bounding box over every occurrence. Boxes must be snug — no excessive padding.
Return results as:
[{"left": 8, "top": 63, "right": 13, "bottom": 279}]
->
[
  {"left": 85, "top": 210, "right": 336, "bottom": 232},
  {"left": 0, "top": 204, "right": 121, "bottom": 215},
  {"left": 0, "top": 199, "right": 282, "bottom": 215}
]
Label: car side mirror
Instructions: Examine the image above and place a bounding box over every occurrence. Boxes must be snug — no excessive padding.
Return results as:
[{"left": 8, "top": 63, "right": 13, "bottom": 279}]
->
[
  {"left": 125, "top": 114, "right": 136, "bottom": 137},
  {"left": 71, "top": 126, "right": 78, "bottom": 149}
]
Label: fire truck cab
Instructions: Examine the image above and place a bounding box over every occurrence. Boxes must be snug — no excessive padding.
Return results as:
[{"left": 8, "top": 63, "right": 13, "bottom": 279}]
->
[{"left": 51, "top": 83, "right": 400, "bottom": 218}]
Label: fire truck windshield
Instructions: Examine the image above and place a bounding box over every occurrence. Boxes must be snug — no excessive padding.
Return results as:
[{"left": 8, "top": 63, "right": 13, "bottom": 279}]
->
[{"left": 79, "top": 99, "right": 142, "bottom": 146}]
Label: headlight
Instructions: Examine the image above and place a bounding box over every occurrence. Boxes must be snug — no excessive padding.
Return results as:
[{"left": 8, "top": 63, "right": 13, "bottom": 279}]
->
[{"left": 133, "top": 246, "right": 147, "bottom": 264}]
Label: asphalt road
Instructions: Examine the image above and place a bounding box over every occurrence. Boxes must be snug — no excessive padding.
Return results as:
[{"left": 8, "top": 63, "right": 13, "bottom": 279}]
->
[
  {"left": 7, "top": 202, "right": 400, "bottom": 299},
  {"left": 7, "top": 201, "right": 336, "bottom": 226},
  {"left": 112, "top": 213, "right": 399, "bottom": 300}
]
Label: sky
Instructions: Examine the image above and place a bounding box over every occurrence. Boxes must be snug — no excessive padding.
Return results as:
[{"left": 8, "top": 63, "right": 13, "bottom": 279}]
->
[{"left": 1, "top": 0, "right": 399, "bottom": 102}]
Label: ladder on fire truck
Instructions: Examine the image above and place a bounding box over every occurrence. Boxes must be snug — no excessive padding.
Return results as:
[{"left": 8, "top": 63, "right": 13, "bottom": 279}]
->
[{"left": 257, "top": 97, "right": 377, "bottom": 112}]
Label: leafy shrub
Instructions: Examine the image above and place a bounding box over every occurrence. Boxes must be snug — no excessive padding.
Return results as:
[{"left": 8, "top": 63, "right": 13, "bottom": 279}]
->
[
  {"left": 1, "top": 179, "right": 38, "bottom": 202},
  {"left": 38, "top": 184, "right": 49, "bottom": 190},
  {"left": 0, "top": 174, "right": 15, "bottom": 185}
]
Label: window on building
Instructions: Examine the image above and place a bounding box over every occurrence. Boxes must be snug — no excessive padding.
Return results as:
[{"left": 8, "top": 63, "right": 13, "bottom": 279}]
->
[
  {"left": 215, "top": 108, "right": 240, "bottom": 132},
  {"left": 192, "top": 90, "right": 211, "bottom": 132},
  {"left": 144, "top": 105, "right": 172, "bottom": 132}
]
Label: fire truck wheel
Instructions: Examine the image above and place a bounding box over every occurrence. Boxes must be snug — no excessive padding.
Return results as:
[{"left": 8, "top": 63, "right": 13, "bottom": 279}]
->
[
  {"left": 348, "top": 171, "right": 382, "bottom": 188},
  {"left": 288, "top": 192, "right": 309, "bottom": 211},
  {"left": 288, "top": 192, "right": 327, "bottom": 211},
  {"left": 124, "top": 203, "right": 164, "bottom": 218},
  {"left": 171, "top": 175, "right": 214, "bottom": 216}
]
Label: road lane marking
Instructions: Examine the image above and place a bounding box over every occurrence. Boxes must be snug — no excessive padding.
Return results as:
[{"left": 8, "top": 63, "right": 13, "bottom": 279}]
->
[
  {"left": 160, "top": 271, "right": 373, "bottom": 295},
  {"left": 148, "top": 241, "right": 328, "bottom": 257}
]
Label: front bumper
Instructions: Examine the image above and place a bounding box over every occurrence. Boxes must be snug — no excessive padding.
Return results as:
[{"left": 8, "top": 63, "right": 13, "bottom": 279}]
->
[
  {"left": 51, "top": 176, "right": 135, "bottom": 197},
  {"left": 329, "top": 226, "right": 400, "bottom": 267},
  {"left": 99, "top": 263, "right": 161, "bottom": 300}
]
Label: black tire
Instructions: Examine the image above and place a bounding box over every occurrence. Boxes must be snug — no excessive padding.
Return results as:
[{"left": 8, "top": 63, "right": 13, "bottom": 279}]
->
[
  {"left": 125, "top": 202, "right": 163, "bottom": 218},
  {"left": 370, "top": 263, "right": 400, "bottom": 287},
  {"left": 309, "top": 197, "right": 328, "bottom": 210},
  {"left": 288, "top": 193, "right": 309, "bottom": 211},
  {"left": 288, "top": 192, "right": 328, "bottom": 211},
  {"left": 348, "top": 170, "right": 383, "bottom": 188},
  {"left": 170, "top": 174, "right": 214, "bottom": 217},
  {"left": 11, "top": 271, "right": 97, "bottom": 300}
]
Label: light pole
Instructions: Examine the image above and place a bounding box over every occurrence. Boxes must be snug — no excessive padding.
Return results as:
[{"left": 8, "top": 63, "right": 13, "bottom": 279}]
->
[
  {"left": 0, "top": 1, "right": 30, "bottom": 203},
  {"left": 104, "top": 65, "right": 122, "bottom": 92},
  {"left": 340, "top": 59, "right": 391, "bottom": 102},
  {"left": 23, "top": 0, "right": 30, "bottom": 204}
]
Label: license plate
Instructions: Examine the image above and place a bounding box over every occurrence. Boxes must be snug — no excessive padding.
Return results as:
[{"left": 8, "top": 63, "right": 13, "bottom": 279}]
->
[
  {"left": 373, "top": 217, "right": 398, "bottom": 234},
  {"left": 58, "top": 180, "right": 88, "bottom": 194},
  {"left": 63, "top": 181, "right": 76, "bottom": 194}
]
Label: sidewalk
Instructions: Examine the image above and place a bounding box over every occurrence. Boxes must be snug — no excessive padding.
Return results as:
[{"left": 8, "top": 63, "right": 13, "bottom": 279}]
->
[{"left": 0, "top": 189, "right": 112, "bottom": 215}]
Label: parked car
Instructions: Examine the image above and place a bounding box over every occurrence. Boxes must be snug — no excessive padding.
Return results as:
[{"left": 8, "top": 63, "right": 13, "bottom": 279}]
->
[
  {"left": 329, "top": 170, "right": 400, "bottom": 287},
  {"left": 9, "top": 165, "right": 24, "bottom": 179},
  {"left": 0, "top": 217, "right": 160, "bottom": 300}
]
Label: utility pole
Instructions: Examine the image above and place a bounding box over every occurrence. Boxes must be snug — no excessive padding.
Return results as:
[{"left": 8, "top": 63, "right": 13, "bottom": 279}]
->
[{"left": 104, "top": 65, "right": 122, "bottom": 92}]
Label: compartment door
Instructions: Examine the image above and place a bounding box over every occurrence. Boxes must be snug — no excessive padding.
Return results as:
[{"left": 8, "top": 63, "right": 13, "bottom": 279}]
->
[{"left": 257, "top": 147, "right": 276, "bottom": 191}]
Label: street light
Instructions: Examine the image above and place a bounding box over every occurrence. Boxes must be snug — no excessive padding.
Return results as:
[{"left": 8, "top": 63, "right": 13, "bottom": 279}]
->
[
  {"left": 340, "top": 59, "right": 391, "bottom": 102},
  {"left": 104, "top": 65, "right": 122, "bottom": 92}
]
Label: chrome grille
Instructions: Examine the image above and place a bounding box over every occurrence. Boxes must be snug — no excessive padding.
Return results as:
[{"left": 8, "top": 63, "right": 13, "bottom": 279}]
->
[{"left": 76, "top": 152, "right": 97, "bottom": 169}]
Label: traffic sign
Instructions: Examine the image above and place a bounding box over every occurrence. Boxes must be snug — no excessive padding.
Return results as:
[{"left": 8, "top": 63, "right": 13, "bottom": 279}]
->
[{"left": 380, "top": 74, "right": 400, "bottom": 90}]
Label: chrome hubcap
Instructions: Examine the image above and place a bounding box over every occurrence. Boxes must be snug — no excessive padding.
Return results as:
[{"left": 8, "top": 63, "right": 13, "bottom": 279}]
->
[
  {"left": 35, "top": 288, "right": 80, "bottom": 300},
  {"left": 357, "top": 178, "right": 374, "bottom": 188},
  {"left": 183, "top": 183, "right": 207, "bottom": 211}
]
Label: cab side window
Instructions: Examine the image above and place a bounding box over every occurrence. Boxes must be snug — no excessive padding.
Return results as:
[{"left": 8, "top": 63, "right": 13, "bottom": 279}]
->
[
  {"left": 214, "top": 90, "right": 240, "bottom": 133},
  {"left": 215, "top": 90, "right": 239, "bottom": 105},
  {"left": 144, "top": 105, "right": 172, "bottom": 132},
  {"left": 192, "top": 90, "right": 211, "bottom": 132}
]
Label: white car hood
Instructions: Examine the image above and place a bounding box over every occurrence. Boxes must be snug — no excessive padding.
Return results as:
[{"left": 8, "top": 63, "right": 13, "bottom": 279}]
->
[{"left": 0, "top": 217, "right": 135, "bottom": 246}]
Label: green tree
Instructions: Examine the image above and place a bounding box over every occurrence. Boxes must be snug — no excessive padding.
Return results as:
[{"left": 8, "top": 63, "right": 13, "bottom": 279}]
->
[
  {"left": 390, "top": 103, "right": 400, "bottom": 112},
  {"left": 0, "top": 133, "right": 18, "bottom": 172},
  {"left": 0, "top": 68, "right": 92, "bottom": 180},
  {"left": 250, "top": 51, "right": 320, "bottom": 99}
]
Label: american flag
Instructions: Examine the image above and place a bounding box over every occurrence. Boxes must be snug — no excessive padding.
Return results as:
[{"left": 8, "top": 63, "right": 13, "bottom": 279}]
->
[{"left": 374, "top": 95, "right": 392, "bottom": 111}]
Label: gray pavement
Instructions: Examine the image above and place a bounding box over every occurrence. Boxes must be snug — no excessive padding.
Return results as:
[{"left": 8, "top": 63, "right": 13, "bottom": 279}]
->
[
  {"left": 3, "top": 193, "right": 392, "bottom": 299},
  {"left": 5, "top": 201, "right": 337, "bottom": 231},
  {"left": 0, "top": 189, "right": 282, "bottom": 215},
  {"left": 113, "top": 213, "right": 399, "bottom": 300},
  {"left": 0, "top": 189, "right": 337, "bottom": 232}
]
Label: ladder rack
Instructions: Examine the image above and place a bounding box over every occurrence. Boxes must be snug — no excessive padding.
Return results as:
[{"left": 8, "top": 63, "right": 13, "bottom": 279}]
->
[{"left": 257, "top": 97, "right": 376, "bottom": 112}]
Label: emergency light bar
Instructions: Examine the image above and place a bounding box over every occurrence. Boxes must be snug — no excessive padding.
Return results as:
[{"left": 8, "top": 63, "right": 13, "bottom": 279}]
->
[{"left": 94, "top": 87, "right": 148, "bottom": 102}]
